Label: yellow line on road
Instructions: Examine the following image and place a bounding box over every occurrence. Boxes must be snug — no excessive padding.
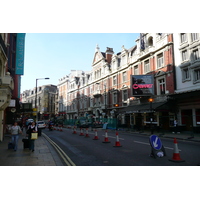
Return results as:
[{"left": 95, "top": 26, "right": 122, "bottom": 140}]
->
[{"left": 42, "top": 133, "right": 76, "bottom": 166}]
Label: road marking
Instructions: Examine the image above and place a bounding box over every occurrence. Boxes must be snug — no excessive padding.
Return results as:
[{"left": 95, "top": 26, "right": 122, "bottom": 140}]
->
[
  {"left": 102, "top": 135, "right": 125, "bottom": 140},
  {"left": 134, "top": 141, "right": 150, "bottom": 145},
  {"left": 134, "top": 141, "right": 181, "bottom": 151}
]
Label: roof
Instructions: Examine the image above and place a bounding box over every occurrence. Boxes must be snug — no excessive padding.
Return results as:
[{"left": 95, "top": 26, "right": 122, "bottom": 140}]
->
[{"left": 120, "top": 101, "right": 169, "bottom": 114}]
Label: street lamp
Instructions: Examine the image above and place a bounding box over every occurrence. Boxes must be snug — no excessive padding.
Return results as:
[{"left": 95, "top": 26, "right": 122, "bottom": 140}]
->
[
  {"left": 148, "top": 97, "right": 154, "bottom": 135},
  {"left": 96, "top": 82, "right": 107, "bottom": 122},
  {"left": 35, "top": 77, "right": 50, "bottom": 121}
]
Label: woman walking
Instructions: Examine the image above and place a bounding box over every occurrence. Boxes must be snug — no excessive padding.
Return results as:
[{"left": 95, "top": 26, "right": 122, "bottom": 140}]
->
[
  {"left": 27, "top": 121, "right": 38, "bottom": 152},
  {"left": 11, "top": 122, "right": 22, "bottom": 151}
]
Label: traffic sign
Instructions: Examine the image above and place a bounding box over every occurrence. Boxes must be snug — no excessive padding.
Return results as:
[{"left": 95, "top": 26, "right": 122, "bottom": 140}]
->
[{"left": 149, "top": 135, "right": 162, "bottom": 150}]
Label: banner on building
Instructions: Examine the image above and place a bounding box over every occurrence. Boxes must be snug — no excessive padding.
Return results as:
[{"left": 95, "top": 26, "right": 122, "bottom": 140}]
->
[
  {"left": 131, "top": 75, "right": 154, "bottom": 96},
  {"left": 15, "top": 33, "right": 26, "bottom": 75}
]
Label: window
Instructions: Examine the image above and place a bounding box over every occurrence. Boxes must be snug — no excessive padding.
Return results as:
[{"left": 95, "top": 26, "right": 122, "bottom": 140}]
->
[
  {"left": 194, "top": 68, "right": 200, "bottom": 82},
  {"left": 113, "top": 92, "right": 118, "bottom": 104},
  {"left": 193, "top": 49, "right": 199, "bottom": 61},
  {"left": 180, "top": 33, "right": 187, "bottom": 43},
  {"left": 144, "top": 60, "right": 150, "bottom": 73},
  {"left": 113, "top": 76, "right": 117, "bottom": 85},
  {"left": 122, "top": 71, "right": 127, "bottom": 82},
  {"left": 191, "top": 33, "right": 198, "bottom": 42},
  {"left": 182, "top": 50, "right": 188, "bottom": 61},
  {"left": 121, "top": 55, "right": 126, "bottom": 66},
  {"left": 157, "top": 53, "right": 164, "bottom": 68},
  {"left": 134, "top": 65, "right": 139, "bottom": 75},
  {"left": 122, "top": 90, "right": 128, "bottom": 101},
  {"left": 182, "top": 68, "right": 190, "bottom": 80},
  {"left": 157, "top": 78, "right": 166, "bottom": 95}
]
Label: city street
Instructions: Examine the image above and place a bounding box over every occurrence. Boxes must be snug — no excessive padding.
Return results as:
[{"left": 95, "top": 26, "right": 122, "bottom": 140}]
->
[{"left": 43, "top": 128, "right": 200, "bottom": 166}]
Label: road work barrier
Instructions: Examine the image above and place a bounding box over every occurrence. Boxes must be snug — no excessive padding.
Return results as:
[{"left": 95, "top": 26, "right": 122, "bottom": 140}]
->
[
  {"left": 113, "top": 132, "right": 122, "bottom": 147},
  {"left": 72, "top": 126, "right": 77, "bottom": 134},
  {"left": 79, "top": 128, "right": 84, "bottom": 136},
  {"left": 93, "top": 129, "right": 99, "bottom": 140},
  {"left": 102, "top": 130, "right": 110, "bottom": 143},
  {"left": 85, "top": 128, "right": 90, "bottom": 138},
  {"left": 169, "top": 138, "right": 185, "bottom": 162}
]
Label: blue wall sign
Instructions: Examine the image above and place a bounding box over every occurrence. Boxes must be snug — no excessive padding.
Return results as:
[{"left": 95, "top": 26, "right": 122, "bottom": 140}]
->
[
  {"left": 149, "top": 135, "right": 162, "bottom": 150},
  {"left": 15, "top": 33, "right": 26, "bottom": 75}
]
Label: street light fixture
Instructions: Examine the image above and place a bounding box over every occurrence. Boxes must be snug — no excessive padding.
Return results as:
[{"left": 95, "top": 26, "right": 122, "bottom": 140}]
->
[
  {"left": 35, "top": 77, "right": 50, "bottom": 121},
  {"left": 96, "top": 82, "right": 107, "bottom": 122},
  {"left": 148, "top": 97, "right": 154, "bottom": 135}
]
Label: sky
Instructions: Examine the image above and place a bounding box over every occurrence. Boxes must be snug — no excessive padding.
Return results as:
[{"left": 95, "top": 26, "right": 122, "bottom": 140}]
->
[{"left": 21, "top": 33, "right": 139, "bottom": 92}]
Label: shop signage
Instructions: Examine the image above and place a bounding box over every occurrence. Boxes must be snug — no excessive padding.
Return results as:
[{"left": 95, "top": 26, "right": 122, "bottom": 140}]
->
[
  {"left": 131, "top": 75, "right": 154, "bottom": 96},
  {"left": 15, "top": 33, "right": 26, "bottom": 75}
]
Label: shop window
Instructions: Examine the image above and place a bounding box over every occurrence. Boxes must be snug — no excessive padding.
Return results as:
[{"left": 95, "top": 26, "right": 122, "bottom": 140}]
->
[{"left": 196, "top": 109, "right": 200, "bottom": 124}]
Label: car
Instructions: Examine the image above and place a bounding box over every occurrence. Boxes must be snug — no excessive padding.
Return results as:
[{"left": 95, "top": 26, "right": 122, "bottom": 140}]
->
[{"left": 36, "top": 121, "right": 46, "bottom": 129}]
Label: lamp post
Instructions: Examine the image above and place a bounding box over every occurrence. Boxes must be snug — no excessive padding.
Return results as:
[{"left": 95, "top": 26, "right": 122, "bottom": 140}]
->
[
  {"left": 148, "top": 97, "right": 154, "bottom": 135},
  {"left": 35, "top": 77, "right": 50, "bottom": 121}
]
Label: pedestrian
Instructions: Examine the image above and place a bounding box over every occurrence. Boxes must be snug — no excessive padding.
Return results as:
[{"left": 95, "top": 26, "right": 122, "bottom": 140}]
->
[
  {"left": 10, "top": 122, "right": 23, "bottom": 151},
  {"left": 26, "top": 121, "right": 38, "bottom": 152},
  {"left": 173, "top": 119, "right": 179, "bottom": 134}
]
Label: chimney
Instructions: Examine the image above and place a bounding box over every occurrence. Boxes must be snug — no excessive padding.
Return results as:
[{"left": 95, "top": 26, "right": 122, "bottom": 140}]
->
[{"left": 105, "top": 47, "right": 114, "bottom": 63}]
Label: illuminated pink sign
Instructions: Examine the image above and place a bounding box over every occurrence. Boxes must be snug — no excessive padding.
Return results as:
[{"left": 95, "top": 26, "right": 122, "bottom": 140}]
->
[{"left": 132, "top": 84, "right": 153, "bottom": 89}]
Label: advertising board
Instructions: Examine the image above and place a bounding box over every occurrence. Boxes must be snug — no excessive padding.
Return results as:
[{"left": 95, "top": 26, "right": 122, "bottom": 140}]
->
[{"left": 131, "top": 75, "right": 154, "bottom": 96}]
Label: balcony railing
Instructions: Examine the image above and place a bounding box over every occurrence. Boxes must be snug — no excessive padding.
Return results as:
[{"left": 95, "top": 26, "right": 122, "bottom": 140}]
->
[{"left": 93, "top": 90, "right": 102, "bottom": 98}]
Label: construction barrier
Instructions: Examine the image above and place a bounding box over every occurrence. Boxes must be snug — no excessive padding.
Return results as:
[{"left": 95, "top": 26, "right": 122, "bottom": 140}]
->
[
  {"left": 113, "top": 132, "right": 122, "bottom": 147},
  {"left": 102, "top": 130, "right": 110, "bottom": 143},
  {"left": 72, "top": 126, "right": 77, "bottom": 134},
  {"left": 93, "top": 129, "right": 99, "bottom": 140},
  {"left": 169, "top": 138, "right": 185, "bottom": 162},
  {"left": 85, "top": 128, "right": 90, "bottom": 138},
  {"left": 79, "top": 128, "right": 84, "bottom": 136}
]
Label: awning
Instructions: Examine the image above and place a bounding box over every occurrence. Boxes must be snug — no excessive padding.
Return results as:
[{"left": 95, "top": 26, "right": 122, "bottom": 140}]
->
[{"left": 121, "top": 101, "right": 170, "bottom": 114}]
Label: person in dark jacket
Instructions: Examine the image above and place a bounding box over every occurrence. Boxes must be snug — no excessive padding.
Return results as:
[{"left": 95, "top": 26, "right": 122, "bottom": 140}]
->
[{"left": 26, "top": 121, "right": 38, "bottom": 152}]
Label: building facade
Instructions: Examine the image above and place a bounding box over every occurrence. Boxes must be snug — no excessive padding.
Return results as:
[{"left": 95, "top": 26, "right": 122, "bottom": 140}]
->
[
  {"left": 173, "top": 33, "right": 200, "bottom": 132},
  {"left": 21, "top": 84, "right": 57, "bottom": 120},
  {"left": 57, "top": 34, "right": 177, "bottom": 131},
  {"left": 0, "top": 33, "right": 25, "bottom": 141}
]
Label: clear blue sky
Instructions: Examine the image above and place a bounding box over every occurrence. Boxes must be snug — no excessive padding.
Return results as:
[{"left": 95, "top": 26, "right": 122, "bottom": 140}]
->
[{"left": 21, "top": 33, "right": 139, "bottom": 92}]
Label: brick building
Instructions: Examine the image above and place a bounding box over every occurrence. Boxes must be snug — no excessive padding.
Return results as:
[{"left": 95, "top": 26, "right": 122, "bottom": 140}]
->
[{"left": 57, "top": 34, "right": 178, "bottom": 131}]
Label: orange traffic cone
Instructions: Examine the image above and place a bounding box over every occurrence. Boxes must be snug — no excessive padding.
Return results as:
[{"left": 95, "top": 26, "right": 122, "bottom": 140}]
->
[
  {"left": 79, "top": 128, "right": 84, "bottom": 136},
  {"left": 169, "top": 138, "right": 185, "bottom": 162},
  {"left": 72, "top": 126, "right": 77, "bottom": 134},
  {"left": 113, "top": 132, "right": 122, "bottom": 147},
  {"left": 102, "top": 130, "right": 110, "bottom": 143},
  {"left": 85, "top": 128, "right": 90, "bottom": 138},
  {"left": 93, "top": 129, "right": 99, "bottom": 140}
]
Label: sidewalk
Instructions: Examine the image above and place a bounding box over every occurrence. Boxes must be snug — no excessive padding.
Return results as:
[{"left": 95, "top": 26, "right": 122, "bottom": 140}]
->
[{"left": 0, "top": 133, "right": 64, "bottom": 166}]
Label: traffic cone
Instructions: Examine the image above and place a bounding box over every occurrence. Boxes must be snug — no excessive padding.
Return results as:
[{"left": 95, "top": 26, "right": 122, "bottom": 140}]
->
[
  {"left": 113, "top": 132, "right": 122, "bottom": 147},
  {"left": 102, "top": 130, "right": 110, "bottom": 143},
  {"left": 85, "top": 128, "right": 90, "bottom": 138},
  {"left": 169, "top": 138, "right": 185, "bottom": 162},
  {"left": 93, "top": 129, "right": 99, "bottom": 140},
  {"left": 60, "top": 126, "right": 63, "bottom": 131},
  {"left": 79, "top": 128, "right": 84, "bottom": 136},
  {"left": 72, "top": 126, "right": 77, "bottom": 134}
]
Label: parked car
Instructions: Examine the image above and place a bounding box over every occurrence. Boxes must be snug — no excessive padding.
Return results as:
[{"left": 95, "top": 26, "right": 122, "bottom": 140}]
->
[{"left": 36, "top": 121, "right": 46, "bottom": 129}]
